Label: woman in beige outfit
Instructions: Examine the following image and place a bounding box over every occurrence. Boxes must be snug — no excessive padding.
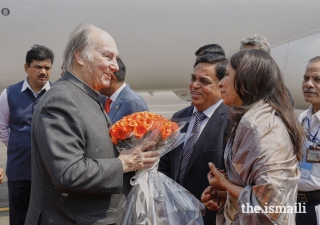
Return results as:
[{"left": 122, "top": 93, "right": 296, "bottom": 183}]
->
[{"left": 201, "top": 49, "right": 305, "bottom": 225}]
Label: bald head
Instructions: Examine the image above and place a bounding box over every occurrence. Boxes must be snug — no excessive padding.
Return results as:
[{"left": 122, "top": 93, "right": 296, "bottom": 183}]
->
[{"left": 91, "top": 28, "right": 118, "bottom": 59}]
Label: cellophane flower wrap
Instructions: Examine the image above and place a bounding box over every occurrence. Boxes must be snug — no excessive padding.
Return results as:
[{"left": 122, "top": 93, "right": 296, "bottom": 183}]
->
[{"left": 110, "top": 112, "right": 205, "bottom": 225}]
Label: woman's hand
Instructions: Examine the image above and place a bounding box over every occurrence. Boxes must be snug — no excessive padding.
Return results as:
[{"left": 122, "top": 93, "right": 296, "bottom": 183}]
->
[
  {"left": 201, "top": 186, "right": 227, "bottom": 211},
  {"left": 207, "top": 162, "right": 229, "bottom": 191}
]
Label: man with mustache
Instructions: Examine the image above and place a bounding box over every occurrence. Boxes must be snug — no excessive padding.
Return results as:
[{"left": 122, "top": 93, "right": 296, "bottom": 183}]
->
[
  {"left": 296, "top": 56, "right": 320, "bottom": 225},
  {"left": 159, "top": 54, "right": 230, "bottom": 225},
  {"left": 0, "top": 44, "right": 54, "bottom": 225}
]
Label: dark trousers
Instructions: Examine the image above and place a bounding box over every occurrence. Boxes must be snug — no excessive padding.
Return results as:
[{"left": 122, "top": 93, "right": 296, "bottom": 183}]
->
[
  {"left": 296, "top": 200, "right": 320, "bottom": 225},
  {"left": 8, "top": 180, "right": 31, "bottom": 225},
  {"left": 203, "top": 210, "right": 216, "bottom": 225}
]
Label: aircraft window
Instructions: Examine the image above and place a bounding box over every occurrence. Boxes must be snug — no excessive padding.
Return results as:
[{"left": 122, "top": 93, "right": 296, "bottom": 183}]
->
[{"left": 1, "top": 8, "right": 10, "bottom": 16}]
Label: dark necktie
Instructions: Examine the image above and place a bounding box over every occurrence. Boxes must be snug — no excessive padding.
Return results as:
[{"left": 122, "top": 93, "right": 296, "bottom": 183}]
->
[
  {"left": 178, "top": 111, "right": 206, "bottom": 185},
  {"left": 105, "top": 98, "right": 112, "bottom": 114}
]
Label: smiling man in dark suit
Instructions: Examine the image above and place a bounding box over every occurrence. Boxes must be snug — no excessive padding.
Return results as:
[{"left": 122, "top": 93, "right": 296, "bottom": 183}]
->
[
  {"left": 159, "top": 54, "right": 230, "bottom": 225},
  {"left": 99, "top": 57, "right": 148, "bottom": 123}
]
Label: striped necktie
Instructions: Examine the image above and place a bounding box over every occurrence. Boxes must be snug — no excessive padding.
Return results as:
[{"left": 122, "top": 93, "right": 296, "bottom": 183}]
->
[{"left": 178, "top": 111, "right": 206, "bottom": 185}]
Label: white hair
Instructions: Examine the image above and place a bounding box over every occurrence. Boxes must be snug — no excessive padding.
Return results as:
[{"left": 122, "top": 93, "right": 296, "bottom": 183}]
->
[
  {"left": 63, "top": 23, "right": 98, "bottom": 71},
  {"left": 240, "top": 34, "right": 271, "bottom": 54},
  {"left": 308, "top": 56, "right": 320, "bottom": 67}
]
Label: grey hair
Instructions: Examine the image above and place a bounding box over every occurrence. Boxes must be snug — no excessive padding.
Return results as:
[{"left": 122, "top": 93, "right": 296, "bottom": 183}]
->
[
  {"left": 63, "top": 23, "right": 98, "bottom": 71},
  {"left": 308, "top": 56, "right": 320, "bottom": 67},
  {"left": 240, "top": 34, "right": 271, "bottom": 54}
]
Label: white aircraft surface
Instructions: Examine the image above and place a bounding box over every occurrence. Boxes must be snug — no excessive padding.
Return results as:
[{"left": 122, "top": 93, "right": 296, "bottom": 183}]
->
[{"left": 1, "top": 0, "right": 320, "bottom": 109}]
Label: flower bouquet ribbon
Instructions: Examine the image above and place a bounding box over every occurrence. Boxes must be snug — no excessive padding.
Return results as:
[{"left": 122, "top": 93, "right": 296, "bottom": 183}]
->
[{"left": 110, "top": 112, "right": 205, "bottom": 225}]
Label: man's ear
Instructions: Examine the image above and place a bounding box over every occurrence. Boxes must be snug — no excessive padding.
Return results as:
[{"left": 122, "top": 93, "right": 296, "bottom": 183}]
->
[
  {"left": 74, "top": 49, "right": 85, "bottom": 66},
  {"left": 24, "top": 63, "right": 29, "bottom": 73},
  {"left": 110, "top": 74, "right": 117, "bottom": 84}
]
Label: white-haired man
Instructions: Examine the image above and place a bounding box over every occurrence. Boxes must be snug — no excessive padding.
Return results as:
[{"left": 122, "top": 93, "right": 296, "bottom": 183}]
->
[
  {"left": 296, "top": 56, "right": 320, "bottom": 225},
  {"left": 240, "top": 34, "right": 294, "bottom": 107},
  {"left": 240, "top": 34, "right": 271, "bottom": 54},
  {"left": 25, "top": 23, "right": 159, "bottom": 225}
]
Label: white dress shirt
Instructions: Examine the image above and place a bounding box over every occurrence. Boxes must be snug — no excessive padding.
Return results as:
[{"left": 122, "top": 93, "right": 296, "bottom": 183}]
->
[
  {"left": 0, "top": 78, "right": 50, "bottom": 146},
  {"left": 107, "top": 83, "right": 126, "bottom": 108},
  {"left": 298, "top": 105, "right": 320, "bottom": 191},
  {"left": 183, "top": 99, "right": 223, "bottom": 147}
]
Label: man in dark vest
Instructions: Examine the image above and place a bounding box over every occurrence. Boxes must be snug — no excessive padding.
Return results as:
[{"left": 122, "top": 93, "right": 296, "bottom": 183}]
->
[{"left": 0, "top": 44, "right": 54, "bottom": 225}]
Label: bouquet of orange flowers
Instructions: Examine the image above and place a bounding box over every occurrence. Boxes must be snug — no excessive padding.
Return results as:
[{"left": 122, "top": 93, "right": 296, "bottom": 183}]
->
[
  {"left": 110, "top": 112, "right": 205, "bottom": 225},
  {"left": 110, "top": 111, "right": 179, "bottom": 147}
]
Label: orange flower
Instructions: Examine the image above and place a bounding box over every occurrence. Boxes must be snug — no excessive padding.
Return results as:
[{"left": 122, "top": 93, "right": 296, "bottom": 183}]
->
[
  {"left": 125, "top": 117, "right": 138, "bottom": 127},
  {"left": 162, "top": 125, "right": 172, "bottom": 140},
  {"left": 171, "top": 122, "right": 179, "bottom": 133},
  {"left": 136, "top": 115, "right": 145, "bottom": 125},
  {"left": 109, "top": 112, "right": 180, "bottom": 144},
  {"left": 111, "top": 135, "right": 118, "bottom": 145},
  {"left": 119, "top": 119, "right": 128, "bottom": 127},
  {"left": 111, "top": 125, "right": 129, "bottom": 140},
  {"left": 131, "top": 113, "right": 138, "bottom": 120},
  {"left": 134, "top": 125, "right": 147, "bottom": 139}
]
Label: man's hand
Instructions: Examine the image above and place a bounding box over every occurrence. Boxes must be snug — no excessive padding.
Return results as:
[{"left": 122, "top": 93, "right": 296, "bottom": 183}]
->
[
  {"left": 118, "top": 141, "right": 160, "bottom": 173},
  {"left": 201, "top": 186, "right": 227, "bottom": 211},
  {"left": 0, "top": 168, "right": 4, "bottom": 184}
]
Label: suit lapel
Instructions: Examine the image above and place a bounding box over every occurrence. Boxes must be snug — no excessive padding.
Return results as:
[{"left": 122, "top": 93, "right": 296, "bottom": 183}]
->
[
  {"left": 99, "top": 95, "right": 107, "bottom": 108},
  {"left": 108, "top": 85, "right": 130, "bottom": 120},
  {"left": 184, "top": 103, "right": 227, "bottom": 177},
  {"left": 172, "top": 106, "right": 193, "bottom": 181}
]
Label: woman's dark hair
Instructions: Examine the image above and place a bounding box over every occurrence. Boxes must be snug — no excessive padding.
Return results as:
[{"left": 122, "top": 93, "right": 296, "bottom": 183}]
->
[{"left": 229, "top": 49, "right": 304, "bottom": 161}]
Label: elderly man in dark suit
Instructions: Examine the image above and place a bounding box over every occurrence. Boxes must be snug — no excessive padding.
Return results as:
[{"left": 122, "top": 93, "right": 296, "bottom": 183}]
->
[
  {"left": 25, "top": 23, "right": 159, "bottom": 225},
  {"left": 99, "top": 57, "right": 148, "bottom": 123},
  {"left": 159, "top": 54, "right": 230, "bottom": 225}
]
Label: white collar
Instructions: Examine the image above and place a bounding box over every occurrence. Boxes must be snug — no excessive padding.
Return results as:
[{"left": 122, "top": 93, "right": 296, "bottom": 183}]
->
[
  {"left": 192, "top": 99, "right": 223, "bottom": 118},
  {"left": 21, "top": 77, "right": 50, "bottom": 93},
  {"left": 305, "top": 105, "right": 320, "bottom": 121},
  {"left": 109, "top": 83, "right": 126, "bottom": 102}
]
